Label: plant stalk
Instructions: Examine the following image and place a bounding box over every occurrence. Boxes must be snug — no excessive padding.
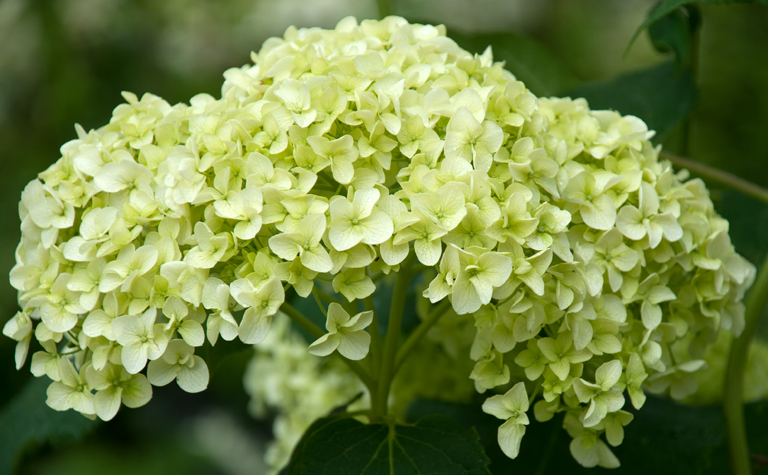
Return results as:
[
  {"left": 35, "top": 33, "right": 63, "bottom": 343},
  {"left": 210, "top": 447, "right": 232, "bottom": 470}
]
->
[
  {"left": 394, "top": 299, "right": 451, "bottom": 371},
  {"left": 377, "top": 0, "right": 390, "bottom": 19},
  {"left": 372, "top": 256, "right": 414, "bottom": 417},
  {"left": 724, "top": 252, "right": 768, "bottom": 475},
  {"left": 365, "top": 294, "right": 382, "bottom": 378},
  {"left": 661, "top": 151, "right": 768, "bottom": 204},
  {"left": 681, "top": 11, "right": 701, "bottom": 158}
]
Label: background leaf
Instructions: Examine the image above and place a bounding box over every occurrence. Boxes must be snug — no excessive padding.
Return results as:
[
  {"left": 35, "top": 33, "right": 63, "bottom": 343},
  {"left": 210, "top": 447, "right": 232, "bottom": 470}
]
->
[
  {"left": 630, "top": 0, "right": 768, "bottom": 49},
  {"left": 448, "top": 31, "right": 580, "bottom": 97},
  {"left": 563, "top": 60, "right": 695, "bottom": 140},
  {"left": 0, "top": 377, "right": 98, "bottom": 474},
  {"left": 647, "top": 5, "right": 701, "bottom": 65},
  {"left": 719, "top": 191, "right": 768, "bottom": 265},
  {"left": 407, "top": 396, "right": 768, "bottom": 474},
  {"left": 285, "top": 414, "right": 491, "bottom": 475}
]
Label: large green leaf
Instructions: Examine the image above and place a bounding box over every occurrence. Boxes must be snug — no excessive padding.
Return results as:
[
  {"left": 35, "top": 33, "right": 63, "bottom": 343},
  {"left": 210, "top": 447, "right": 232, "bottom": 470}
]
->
[
  {"left": 647, "top": 5, "right": 701, "bottom": 66},
  {"left": 563, "top": 60, "right": 695, "bottom": 140},
  {"left": 0, "top": 377, "right": 98, "bottom": 473},
  {"left": 719, "top": 191, "right": 768, "bottom": 266},
  {"left": 406, "top": 398, "right": 583, "bottom": 474},
  {"left": 407, "top": 396, "right": 768, "bottom": 474},
  {"left": 448, "top": 31, "right": 580, "bottom": 97},
  {"left": 630, "top": 0, "right": 768, "bottom": 50},
  {"left": 284, "top": 414, "right": 491, "bottom": 475}
]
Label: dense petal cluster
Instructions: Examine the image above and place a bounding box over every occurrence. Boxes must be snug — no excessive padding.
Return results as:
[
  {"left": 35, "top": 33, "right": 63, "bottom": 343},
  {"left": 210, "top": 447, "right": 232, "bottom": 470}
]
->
[{"left": 4, "top": 16, "right": 754, "bottom": 467}]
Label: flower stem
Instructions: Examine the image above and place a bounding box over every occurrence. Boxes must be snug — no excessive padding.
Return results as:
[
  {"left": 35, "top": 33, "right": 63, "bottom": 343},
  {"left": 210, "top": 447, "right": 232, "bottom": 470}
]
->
[
  {"left": 318, "top": 170, "right": 346, "bottom": 194},
  {"left": 365, "top": 294, "right": 382, "bottom": 378},
  {"left": 377, "top": 0, "right": 391, "bottom": 19},
  {"left": 280, "top": 302, "right": 375, "bottom": 389},
  {"left": 372, "top": 255, "right": 414, "bottom": 417},
  {"left": 394, "top": 298, "right": 451, "bottom": 372},
  {"left": 661, "top": 151, "right": 768, "bottom": 204},
  {"left": 724, "top": 252, "right": 768, "bottom": 475},
  {"left": 315, "top": 287, "right": 343, "bottom": 303},
  {"left": 312, "top": 288, "right": 328, "bottom": 317},
  {"left": 681, "top": 13, "right": 701, "bottom": 158},
  {"left": 280, "top": 302, "right": 324, "bottom": 338}
]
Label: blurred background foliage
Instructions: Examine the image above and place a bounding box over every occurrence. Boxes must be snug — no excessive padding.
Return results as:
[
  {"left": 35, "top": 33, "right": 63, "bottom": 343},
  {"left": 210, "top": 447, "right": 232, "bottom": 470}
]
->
[{"left": 1, "top": 0, "right": 768, "bottom": 473}]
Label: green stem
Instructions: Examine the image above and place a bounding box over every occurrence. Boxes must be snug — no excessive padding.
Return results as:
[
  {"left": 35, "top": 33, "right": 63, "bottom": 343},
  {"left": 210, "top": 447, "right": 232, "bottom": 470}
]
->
[
  {"left": 281, "top": 302, "right": 375, "bottom": 389},
  {"left": 319, "top": 170, "right": 346, "bottom": 194},
  {"left": 372, "top": 255, "right": 414, "bottom": 417},
  {"left": 394, "top": 299, "right": 451, "bottom": 372},
  {"left": 280, "top": 302, "right": 325, "bottom": 339},
  {"left": 528, "top": 381, "right": 542, "bottom": 406},
  {"left": 724, "top": 252, "right": 768, "bottom": 475},
  {"left": 314, "top": 287, "right": 342, "bottom": 304},
  {"left": 681, "top": 14, "right": 700, "bottom": 158},
  {"left": 661, "top": 151, "right": 768, "bottom": 204},
  {"left": 312, "top": 288, "right": 328, "bottom": 317},
  {"left": 365, "top": 294, "right": 382, "bottom": 378},
  {"left": 377, "top": 0, "right": 391, "bottom": 19}
]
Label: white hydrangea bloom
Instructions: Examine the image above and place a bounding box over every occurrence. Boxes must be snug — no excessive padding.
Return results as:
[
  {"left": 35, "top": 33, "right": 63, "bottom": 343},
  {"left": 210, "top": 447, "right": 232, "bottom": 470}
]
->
[{"left": 4, "top": 15, "right": 755, "bottom": 468}]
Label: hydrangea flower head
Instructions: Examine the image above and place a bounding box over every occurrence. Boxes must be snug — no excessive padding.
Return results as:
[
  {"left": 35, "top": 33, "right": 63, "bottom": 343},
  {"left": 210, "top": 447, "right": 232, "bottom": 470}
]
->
[{"left": 4, "top": 15, "right": 754, "bottom": 469}]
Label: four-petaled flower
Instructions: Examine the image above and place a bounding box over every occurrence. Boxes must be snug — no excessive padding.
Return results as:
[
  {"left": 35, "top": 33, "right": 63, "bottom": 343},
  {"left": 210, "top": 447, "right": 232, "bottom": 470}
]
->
[
  {"left": 482, "top": 382, "right": 530, "bottom": 459},
  {"left": 308, "top": 303, "right": 373, "bottom": 361}
]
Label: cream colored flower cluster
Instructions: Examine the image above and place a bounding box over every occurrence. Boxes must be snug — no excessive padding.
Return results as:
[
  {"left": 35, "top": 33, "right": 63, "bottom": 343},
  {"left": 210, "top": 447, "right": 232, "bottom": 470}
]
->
[{"left": 3, "top": 15, "right": 754, "bottom": 467}]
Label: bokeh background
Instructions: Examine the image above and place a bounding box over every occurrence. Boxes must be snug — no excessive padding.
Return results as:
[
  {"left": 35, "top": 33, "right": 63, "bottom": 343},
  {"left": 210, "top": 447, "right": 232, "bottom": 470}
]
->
[{"left": 1, "top": 0, "right": 768, "bottom": 473}]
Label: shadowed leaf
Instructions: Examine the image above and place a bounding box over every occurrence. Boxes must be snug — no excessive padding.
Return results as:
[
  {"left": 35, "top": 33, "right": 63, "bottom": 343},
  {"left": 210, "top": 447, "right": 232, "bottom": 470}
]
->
[
  {"left": 285, "top": 414, "right": 491, "bottom": 475},
  {"left": 563, "top": 61, "right": 695, "bottom": 140},
  {"left": 0, "top": 377, "right": 98, "bottom": 474}
]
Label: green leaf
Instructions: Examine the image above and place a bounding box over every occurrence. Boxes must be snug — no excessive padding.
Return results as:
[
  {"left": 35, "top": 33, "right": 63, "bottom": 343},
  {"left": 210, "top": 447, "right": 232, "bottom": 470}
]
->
[
  {"left": 448, "top": 31, "right": 580, "bottom": 97},
  {"left": 0, "top": 377, "right": 98, "bottom": 473},
  {"left": 718, "top": 191, "right": 768, "bottom": 266},
  {"left": 284, "top": 414, "right": 491, "bottom": 475},
  {"left": 406, "top": 398, "right": 578, "bottom": 475},
  {"left": 563, "top": 60, "right": 695, "bottom": 139},
  {"left": 407, "top": 396, "right": 768, "bottom": 474},
  {"left": 629, "top": 0, "right": 768, "bottom": 52},
  {"left": 647, "top": 6, "right": 701, "bottom": 65}
]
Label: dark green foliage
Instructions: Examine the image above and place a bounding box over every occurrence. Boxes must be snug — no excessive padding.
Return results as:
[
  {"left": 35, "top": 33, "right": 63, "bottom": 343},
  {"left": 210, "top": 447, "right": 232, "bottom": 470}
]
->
[
  {"left": 0, "top": 377, "right": 98, "bottom": 474},
  {"left": 719, "top": 191, "right": 768, "bottom": 265},
  {"left": 407, "top": 396, "right": 768, "bottom": 474},
  {"left": 449, "top": 31, "right": 580, "bottom": 97},
  {"left": 630, "top": 0, "right": 768, "bottom": 50},
  {"left": 564, "top": 61, "right": 695, "bottom": 140},
  {"left": 284, "top": 414, "right": 491, "bottom": 475},
  {"left": 648, "top": 6, "right": 701, "bottom": 66}
]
